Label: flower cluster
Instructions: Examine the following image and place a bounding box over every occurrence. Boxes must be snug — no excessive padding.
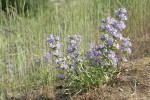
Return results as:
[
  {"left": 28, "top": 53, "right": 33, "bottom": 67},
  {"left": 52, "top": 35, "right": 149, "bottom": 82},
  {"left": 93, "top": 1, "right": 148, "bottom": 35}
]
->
[
  {"left": 86, "top": 44, "right": 104, "bottom": 66},
  {"left": 66, "top": 34, "right": 82, "bottom": 69},
  {"left": 47, "top": 34, "right": 62, "bottom": 57},
  {"left": 46, "top": 34, "right": 82, "bottom": 79},
  {"left": 46, "top": 34, "right": 66, "bottom": 79},
  {"left": 45, "top": 8, "right": 132, "bottom": 90},
  {"left": 59, "top": 34, "right": 82, "bottom": 77},
  {"left": 86, "top": 8, "right": 131, "bottom": 70},
  {"left": 44, "top": 52, "right": 51, "bottom": 62},
  {"left": 46, "top": 34, "right": 62, "bottom": 65}
]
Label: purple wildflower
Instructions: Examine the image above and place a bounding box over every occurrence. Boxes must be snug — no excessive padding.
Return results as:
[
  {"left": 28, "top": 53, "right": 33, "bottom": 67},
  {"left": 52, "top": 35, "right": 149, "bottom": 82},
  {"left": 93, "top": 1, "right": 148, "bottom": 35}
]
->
[
  {"left": 116, "top": 21, "right": 126, "bottom": 29},
  {"left": 57, "top": 74, "right": 65, "bottom": 79},
  {"left": 98, "top": 34, "right": 103, "bottom": 39},
  {"left": 59, "top": 64, "right": 69, "bottom": 69},
  {"left": 105, "top": 24, "right": 112, "bottom": 32},
  {"left": 106, "top": 37, "right": 114, "bottom": 46},
  {"left": 70, "top": 52, "right": 78, "bottom": 59},
  {"left": 109, "top": 28, "right": 117, "bottom": 36},
  {"left": 104, "top": 34, "right": 109, "bottom": 40},
  {"left": 123, "top": 57, "right": 128, "bottom": 62},
  {"left": 86, "top": 51, "right": 92, "bottom": 59},
  {"left": 67, "top": 47, "right": 73, "bottom": 53},
  {"left": 100, "top": 24, "right": 105, "bottom": 30},
  {"left": 44, "top": 52, "right": 50, "bottom": 62},
  {"left": 108, "top": 51, "right": 118, "bottom": 67},
  {"left": 52, "top": 50, "right": 62, "bottom": 57},
  {"left": 47, "top": 34, "right": 55, "bottom": 42},
  {"left": 96, "top": 44, "right": 103, "bottom": 50},
  {"left": 49, "top": 43, "right": 55, "bottom": 49},
  {"left": 56, "top": 58, "right": 62, "bottom": 65},
  {"left": 115, "top": 8, "right": 121, "bottom": 18},
  {"left": 115, "top": 8, "right": 127, "bottom": 21},
  {"left": 119, "top": 13, "right": 127, "bottom": 21},
  {"left": 114, "top": 33, "right": 123, "bottom": 40}
]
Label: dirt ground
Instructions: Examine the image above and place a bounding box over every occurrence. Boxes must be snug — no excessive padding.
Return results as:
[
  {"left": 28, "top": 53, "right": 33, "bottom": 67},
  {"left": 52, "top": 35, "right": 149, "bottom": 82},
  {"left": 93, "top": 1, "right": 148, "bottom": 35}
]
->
[
  {"left": 3, "top": 57, "right": 150, "bottom": 100},
  {"left": 72, "top": 57, "right": 150, "bottom": 100}
]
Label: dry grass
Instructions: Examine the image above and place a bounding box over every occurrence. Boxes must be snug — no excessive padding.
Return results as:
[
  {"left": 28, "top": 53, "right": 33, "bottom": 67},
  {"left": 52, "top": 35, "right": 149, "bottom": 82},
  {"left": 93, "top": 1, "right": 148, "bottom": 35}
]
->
[{"left": 0, "top": 0, "right": 150, "bottom": 100}]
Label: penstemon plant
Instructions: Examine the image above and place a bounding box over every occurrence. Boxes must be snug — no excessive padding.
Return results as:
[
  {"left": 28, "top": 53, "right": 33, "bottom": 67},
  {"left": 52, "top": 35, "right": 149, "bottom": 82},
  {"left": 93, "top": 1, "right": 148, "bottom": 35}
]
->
[
  {"left": 84, "top": 8, "right": 131, "bottom": 85},
  {"left": 45, "top": 8, "right": 131, "bottom": 93}
]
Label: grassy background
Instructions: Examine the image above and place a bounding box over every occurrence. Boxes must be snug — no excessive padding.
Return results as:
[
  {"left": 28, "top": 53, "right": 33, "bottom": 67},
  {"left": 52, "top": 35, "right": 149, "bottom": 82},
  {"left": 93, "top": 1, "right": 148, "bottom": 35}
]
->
[{"left": 0, "top": 0, "right": 150, "bottom": 98}]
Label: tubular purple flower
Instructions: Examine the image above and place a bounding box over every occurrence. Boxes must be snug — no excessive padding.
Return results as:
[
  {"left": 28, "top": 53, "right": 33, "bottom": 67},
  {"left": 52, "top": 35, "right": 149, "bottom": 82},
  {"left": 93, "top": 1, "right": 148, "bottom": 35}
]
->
[
  {"left": 121, "top": 8, "right": 127, "bottom": 14},
  {"left": 70, "top": 52, "right": 78, "bottom": 59},
  {"left": 73, "top": 44, "right": 78, "bottom": 50},
  {"left": 116, "top": 21, "right": 126, "bottom": 29},
  {"left": 125, "top": 48, "right": 131, "bottom": 54},
  {"left": 67, "top": 47, "right": 73, "bottom": 53},
  {"left": 122, "top": 37, "right": 131, "bottom": 42},
  {"left": 122, "top": 41, "right": 131, "bottom": 47},
  {"left": 104, "top": 34, "right": 109, "bottom": 40},
  {"left": 105, "top": 24, "right": 112, "bottom": 32},
  {"left": 86, "top": 51, "right": 92, "bottom": 59},
  {"left": 123, "top": 57, "right": 127, "bottom": 62},
  {"left": 93, "top": 51, "right": 99, "bottom": 56},
  {"left": 114, "top": 33, "right": 123, "bottom": 40},
  {"left": 44, "top": 52, "right": 50, "bottom": 62},
  {"left": 112, "top": 20, "right": 118, "bottom": 27},
  {"left": 115, "top": 8, "right": 127, "bottom": 21},
  {"left": 108, "top": 51, "right": 118, "bottom": 67},
  {"left": 59, "top": 64, "right": 69, "bottom": 69},
  {"left": 56, "top": 42, "right": 61, "bottom": 49},
  {"left": 56, "top": 58, "right": 62, "bottom": 65},
  {"left": 47, "top": 34, "right": 55, "bottom": 42},
  {"left": 92, "top": 56, "right": 99, "bottom": 62},
  {"left": 115, "top": 8, "right": 121, "bottom": 18},
  {"left": 66, "top": 34, "right": 81, "bottom": 73},
  {"left": 70, "top": 40, "right": 77, "bottom": 44},
  {"left": 52, "top": 50, "right": 62, "bottom": 57},
  {"left": 109, "top": 29, "right": 117, "bottom": 36},
  {"left": 49, "top": 43, "right": 55, "bottom": 49},
  {"left": 107, "top": 17, "right": 116, "bottom": 25},
  {"left": 96, "top": 44, "right": 103, "bottom": 50},
  {"left": 106, "top": 37, "right": 114, "bottom": 46},
  {"left": 119, "top": 13, "right": 127, "bottom": 21},
  {"left": 57, "top": 74, "right": 65, "bottom": 79},
  {"left": 104, "top": 49, "right": 108, "bottom": 53},
  {"left": 100, "top": 24, "right": 105, "bottom": 30},
  {"left": 47, "top": 37, "right": 54, "bottom": 42},
  {"left": 112, "top": 58, "right": 118, "bottom": 67},
  {"left": 108, "top": 51, "right": 116, "bottom": 59},
  {"left": 98, "top": 34, "right": 103, "bottom": 39},
  {"left": 106, "top": 17, "right": 111, "bottom": 24}
]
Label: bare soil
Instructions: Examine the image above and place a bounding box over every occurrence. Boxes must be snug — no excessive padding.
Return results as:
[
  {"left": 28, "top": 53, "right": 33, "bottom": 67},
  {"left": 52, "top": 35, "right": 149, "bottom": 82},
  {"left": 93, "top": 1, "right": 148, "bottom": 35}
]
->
[{"left": 73, "top": 57, "right": 150, "bottom": 100}]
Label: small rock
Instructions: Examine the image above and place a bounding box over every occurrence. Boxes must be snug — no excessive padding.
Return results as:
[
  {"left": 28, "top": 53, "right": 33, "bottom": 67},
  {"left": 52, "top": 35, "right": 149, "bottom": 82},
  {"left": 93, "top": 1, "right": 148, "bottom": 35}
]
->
[{"left": 118, "top": 87, "right": 123, "bottom": 92}]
